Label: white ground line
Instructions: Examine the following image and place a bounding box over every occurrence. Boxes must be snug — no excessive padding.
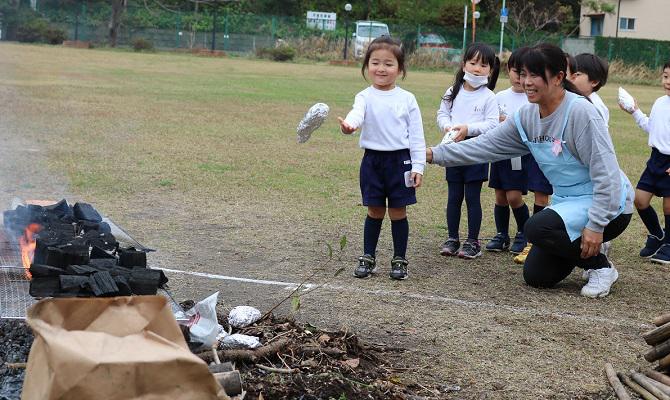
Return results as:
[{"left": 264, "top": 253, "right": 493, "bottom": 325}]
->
[{"left": 160, "top": 267, "right": 651, "bottom": 330}]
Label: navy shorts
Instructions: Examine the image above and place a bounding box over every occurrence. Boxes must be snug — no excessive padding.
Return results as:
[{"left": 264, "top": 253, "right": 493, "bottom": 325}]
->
[
  {"left": 637, "top": 148, "right": 670, "bottom": 197},
  {"left": 445, "top": 164, "right": 488, "bottom": 183},
  {"left": 360, "top": 149, "right": 416, "bottom": 208},
  {"left": 527, "top": 156, "right": 553, "bottom": 195},
  {"left": 488, "top": 155, "right": 530, "bottom": 193}
]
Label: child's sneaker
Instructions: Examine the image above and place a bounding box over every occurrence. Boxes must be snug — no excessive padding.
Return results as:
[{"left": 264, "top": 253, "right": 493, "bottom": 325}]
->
[
  {"left": 458, "top": 240, "right": 482, "bottom": 259},
  {"left": 640, "top": 234, "right": 664, "bottom": 258},
  {"left": 440, "top": 238, "right": 460, "bottom": 256},
  {"left": 580, "top": 263, "right": 618, "bottom": 298},
  {"left": 513, "top": 244, "right": 532, "bottom": 264},
  {"left": 651, "top": 244, "right": 670, "bottom": 264},
  {"left": 510, "top": 232, "right": 527, "bottom": 254},
  {"left": 389, "top": 256, "right": 409, "bottom": 280},
  {"left": 353, "top": 254, "right": 377, "bottom": 278},
  {"left": 485, "top": 232, "right": 510, "bottom": 252}
]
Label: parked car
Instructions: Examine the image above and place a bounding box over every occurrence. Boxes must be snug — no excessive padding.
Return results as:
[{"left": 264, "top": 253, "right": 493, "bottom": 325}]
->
[
  {"left": 353, "top": 21, "right": 390, "bottom": 59},
  {"left": 418, "top": 33, "right": 450, "bottom": 50}
]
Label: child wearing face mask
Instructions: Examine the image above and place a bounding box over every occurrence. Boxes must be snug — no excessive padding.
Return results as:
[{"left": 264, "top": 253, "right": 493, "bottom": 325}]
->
[{"left": 437, "top": 42, "right": 501, "bottom": 259}]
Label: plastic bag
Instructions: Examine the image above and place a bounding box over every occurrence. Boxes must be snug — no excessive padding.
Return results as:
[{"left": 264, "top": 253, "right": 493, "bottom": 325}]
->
[
  {"left": 297, "top": 103, "right": 329, "bottom": 143},
  {"left": 185, "top": 291, "right": 222, "bottom": 350},
  {"left": 440, "top": 129, "right": 459, "bottom": 145},
  {"left": 228, "top": 305, "right": 262, "bottom": 328},
  {"left": 618, "top": 87, "right": 636, "bottom": 113},
  {"left": 221, "top": 334, "right": 261, "bottom": 349}
]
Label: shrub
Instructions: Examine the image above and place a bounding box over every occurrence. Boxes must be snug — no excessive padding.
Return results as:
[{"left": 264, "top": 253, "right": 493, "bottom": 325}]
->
[
  {"left": 257, "top": 46, "right": 295, "bottom": 62},
  {"left": 44, "top": 27, "right": 66, "bottom": 45},
  {"left": 16, "top": 18, "right": 49, "bottom": 43},
  {"left": 132, "top": 38, "right": 154, "bottom": 52},
  {"left": 15, "top": 17, "right": 66, "bottom": 45}
]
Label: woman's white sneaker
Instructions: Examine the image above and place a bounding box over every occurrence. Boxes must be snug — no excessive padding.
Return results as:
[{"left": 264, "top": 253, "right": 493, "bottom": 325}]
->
[{"left": 580, "top": 264, "right": 618, "bottom": 298}]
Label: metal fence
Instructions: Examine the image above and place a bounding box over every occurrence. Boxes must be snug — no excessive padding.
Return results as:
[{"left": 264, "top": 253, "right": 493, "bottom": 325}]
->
[{"left": 27, "top": 3, "right": 565, "bottom": 56}]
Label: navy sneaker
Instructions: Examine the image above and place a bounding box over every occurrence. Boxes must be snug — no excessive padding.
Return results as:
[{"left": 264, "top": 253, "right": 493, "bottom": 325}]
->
[
  {"left": 458, "top": 240, "right": 482, "bottom": 259},
  {"left": 651, "top": 244, "right": 670, "bottom": 264},
  {"left": 389, "top": 256, "right": 409, "bottom": 280},
  {"left": 440, "top": 238, "right": 460, "bottom": 256},
  {"left": 510, "top": 232, "right": 528, "bottom": 255},
  {"left": 353, "top": 254, "right": 377, "bottom": 278},
  {"left": 640, "top": 234, "right": 664, "bottom": 258},
  {"left": 485, "top": 232, "right": 510, "bottom": 252}
]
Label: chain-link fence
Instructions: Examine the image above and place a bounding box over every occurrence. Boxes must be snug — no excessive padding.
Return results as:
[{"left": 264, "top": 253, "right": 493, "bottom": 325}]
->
[{"left": 13, "top": 3, "right": 564, "bottom": 57}]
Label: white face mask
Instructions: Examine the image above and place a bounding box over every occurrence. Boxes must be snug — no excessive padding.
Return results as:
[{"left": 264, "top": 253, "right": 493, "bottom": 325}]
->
[{"left": 463, "top": 71, "right": 489, "bottom": 88}]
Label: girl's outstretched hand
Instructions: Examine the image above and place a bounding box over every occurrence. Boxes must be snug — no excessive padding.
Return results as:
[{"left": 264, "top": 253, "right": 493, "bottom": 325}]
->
[
  {"left": 451, "top": 124, "right": 468, "bottom": 142},
  {"left": 411, "top": 172, "right": 422, "bottom": 188},
  {"left": 338, "top": 117, "right": 357, "bottom": 134},
  {"left": 618, "top": 99, "right": 638, "bottom": 114}
]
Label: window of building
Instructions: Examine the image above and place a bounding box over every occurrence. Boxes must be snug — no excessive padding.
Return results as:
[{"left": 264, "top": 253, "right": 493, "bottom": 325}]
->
[{"left": 619, "top": 17, "right": 635, "bottom": 31}]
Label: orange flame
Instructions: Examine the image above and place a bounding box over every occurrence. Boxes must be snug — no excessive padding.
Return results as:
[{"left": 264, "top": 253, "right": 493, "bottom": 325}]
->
[{"left": 18, "top": 223, "right": 41, "bottom": 279}]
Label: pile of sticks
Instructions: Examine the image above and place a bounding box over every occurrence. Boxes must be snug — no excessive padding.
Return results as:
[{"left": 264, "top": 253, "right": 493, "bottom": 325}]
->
[{"left": 606, "top": 312, "right": 670, "bottom": 399}]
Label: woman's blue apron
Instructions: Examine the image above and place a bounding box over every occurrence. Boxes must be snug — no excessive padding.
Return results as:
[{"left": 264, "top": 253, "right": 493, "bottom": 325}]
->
[{"left": 513, "top": 96, "right": 628, "bottom": 241}]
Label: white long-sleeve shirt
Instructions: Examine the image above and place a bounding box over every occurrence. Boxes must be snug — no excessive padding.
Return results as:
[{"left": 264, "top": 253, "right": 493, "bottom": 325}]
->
[
  {"left": 589, "top": 92, "right": 610, "bottom": 126},
  {"left": 633, "top": 95, "right": 670, "bottom": 155},
  {"left": 436, "top": 85, "right": 499, "bottom": 136},
  {"left": 344, "top": 86, "right": 426, "bottom": 174},
  {"left": 496, "top": 87, "right": 528, "bottom": 118}
]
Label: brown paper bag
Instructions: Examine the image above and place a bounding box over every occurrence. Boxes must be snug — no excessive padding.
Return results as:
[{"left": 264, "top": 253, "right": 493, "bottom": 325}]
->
[{"left": 22, "top": 296, "right": 229, "bottom": 400}]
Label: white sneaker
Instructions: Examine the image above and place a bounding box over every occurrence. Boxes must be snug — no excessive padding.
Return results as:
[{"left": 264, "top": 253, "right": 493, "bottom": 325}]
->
[
  {"left": 580, "top": 264, "right": 618, "bottom": 298},
  {"left": 581, "top": 268, "right": 590, "bottom": 280}
]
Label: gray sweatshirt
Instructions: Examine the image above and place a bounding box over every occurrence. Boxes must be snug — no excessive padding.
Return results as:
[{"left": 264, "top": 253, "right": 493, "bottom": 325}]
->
[{"left": 431, "top": 91, "right": 634, "bottom": 233}]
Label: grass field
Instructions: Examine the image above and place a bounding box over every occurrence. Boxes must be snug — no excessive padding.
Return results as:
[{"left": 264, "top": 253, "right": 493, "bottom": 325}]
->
[{"left": 1, "top": 42, "right": 669, "bottom": 399}]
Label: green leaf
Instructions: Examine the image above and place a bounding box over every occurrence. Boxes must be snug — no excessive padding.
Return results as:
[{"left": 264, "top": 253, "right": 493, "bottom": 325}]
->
[
  {"left": 339, "top": 235, "right": 347, "bottom": 251},
  {"left": 326, "top": 242, "right": 333, "bottom": 259},
  {"left": 291, "top": 295, "right": 301, "bottom": 312}
]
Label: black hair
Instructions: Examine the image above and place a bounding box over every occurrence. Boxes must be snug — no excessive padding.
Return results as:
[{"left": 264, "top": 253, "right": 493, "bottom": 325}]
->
[
  {"left": 361, "top": 36, "right": 406, "bottom": 80},
  {"left": 574, "top": 53, "right": 609, "bottom": 92},
  {"left": 444, "top": 42, "right": 500, "bottom": 106},
  {"left": 521, "top": 44, "right": 583, "bottom": 97},
  {"left": 508, "top": 47, "right": 529, "bottom": 72},
  {"left": 564, "top": 52, "right": 577, "bottom": 76},
  {"left": 663, "top": 60, "right": 670, "bottom": 71}
]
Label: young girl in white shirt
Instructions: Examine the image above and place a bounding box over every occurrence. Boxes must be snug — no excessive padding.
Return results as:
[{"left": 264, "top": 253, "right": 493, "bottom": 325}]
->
[
  {"left": 339, "top": 36, "right": 426, "bottom": 280},
  {"left": 437, "top": 42, "right": 500, "bottom": 259},
  {"left": 486, "top": 47, "right": 531, "bottom": 257},
  {"left": 621, "top": 60, "right": 670, "bottom": 263}
]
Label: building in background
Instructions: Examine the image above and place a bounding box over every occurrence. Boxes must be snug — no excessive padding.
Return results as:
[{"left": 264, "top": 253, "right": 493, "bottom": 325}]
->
[{"left": 579, "top": 0, "right": 670, "bottom": 40}]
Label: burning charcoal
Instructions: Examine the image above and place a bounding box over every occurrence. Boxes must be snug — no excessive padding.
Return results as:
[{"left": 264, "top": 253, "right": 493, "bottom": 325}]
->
[
  {"left": 90, "top": 246, "right": 116, "bottom": 259},
  {"left": 44, "top": 199, "right": 72, "bottom": 218},
  {"left": 99, "top": 221, "right": 112, "bottom": 234},
  {"left": 129, "top": 269, "right": 165, "bottom": 295},
  {"left": 45, "top": 244, "right": 89, "bottom": 268},
  {"left": 59, "top": 244, "right": 90, "bottom": 266},
  {"left": 65, "top": 264, "right": 98, "bottom": 275},
  {"left": 29, "top": 263, "right": 66, "bottom": 277},
  {"left": 86, "top": 232, "right": 118, "bottom": 251},
  {"left": 29, "top": 276, "right": 61, "bottom": 297},
  {"left": 59, "top": 214, "right": 78, "bottom": 225},
  {"left": 80, "top": 220, "right": 100, "bottom": 232},
  {"left": 88, "top": 259, "right": 118, "bottom": 269},
  {"left": 59, "top": 275, "right": 90, "bottom": 291},
  {"left": 113, "top": 275, "right": 132, "bottom": 296},
  {"left": 33, "top": 238, "right": 60, "bottom": 265},
  {"left": 118, "top": 247, "right": 146, "bottom": 268},
  {"left": 89, "top": 271, "right": 119, "bottom": 296},
  {"left": 73, "top": 202, "right": 102, "bottom": 222},
  {"left": 44, "top": 246, "right": 66, "bottom": 268}
]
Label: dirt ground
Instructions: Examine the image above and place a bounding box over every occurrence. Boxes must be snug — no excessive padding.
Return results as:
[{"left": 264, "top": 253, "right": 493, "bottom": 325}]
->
[{"left": 1, "top": 50, "right": 668, "bottom": 399}]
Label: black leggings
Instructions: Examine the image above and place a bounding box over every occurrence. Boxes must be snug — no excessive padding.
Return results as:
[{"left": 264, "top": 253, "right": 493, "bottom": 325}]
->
[{"left": 523, "top": 209, "right": 632, "bottom": 288}]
